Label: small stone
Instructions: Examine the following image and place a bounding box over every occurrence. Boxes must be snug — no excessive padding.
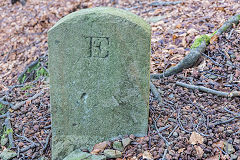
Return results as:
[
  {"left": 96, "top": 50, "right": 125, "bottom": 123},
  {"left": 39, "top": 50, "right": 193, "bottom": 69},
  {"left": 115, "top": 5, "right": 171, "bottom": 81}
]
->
[
  {"left": 104, "top": 149, "right": 122, "bottom": 158},
  {"left": 122, "top": 138, "right": 131, "bottom": 148},
  {"left": 1, "top": 137, "right": 8, "bottom": 146},
  {"left": 230, "top": 154, "right": 238, "bottom": 160},
  {"left": 113, "top": 141, "right": 124, "bottom": 152},
  {"left": 173, "top": 132, "right": 179, "bottom": 137},
  {"left": 142, "top": 150, "right": 153, "bottom": 160},
  {"left": 63, "top": 149, "right": 106, "bottom": 160},
  {"left": 224, "top": 142, "right": 235, "bottom": 154},
  {"left": 168, "top": 93, "right": 174, "bottom": 98},
  {"left": 91, "top": 141, "right": 110, "bottom": 154},
  {"left": 129, "top": 134, "right": 135, "bottom": 139},
  {"left": 0, "top": 149, "right": 17, "bottom": 160}
]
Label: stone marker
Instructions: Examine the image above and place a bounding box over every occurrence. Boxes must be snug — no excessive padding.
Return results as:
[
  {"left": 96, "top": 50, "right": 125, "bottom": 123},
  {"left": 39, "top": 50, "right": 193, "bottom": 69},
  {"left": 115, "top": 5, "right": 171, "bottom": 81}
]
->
[{"left": 48, "top": 7, "right": 151, "bottom": 160}]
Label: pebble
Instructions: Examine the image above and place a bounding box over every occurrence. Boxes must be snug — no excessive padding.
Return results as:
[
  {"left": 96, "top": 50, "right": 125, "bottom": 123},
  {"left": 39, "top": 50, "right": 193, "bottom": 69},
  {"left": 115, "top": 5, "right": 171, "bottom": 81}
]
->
[
  {"left": 129, "top": 134, "right": 135, "bottom": 139},
  {"left": 224, "top": 142, "right": 235, "bottom": 154},
  {"left": 122, "top": 138, "right": 131, "bottom": 148},
  {"left": 230, "top": 154, "right": 238, "bottom": 160},
  {"left": 173, "top": 132, "right": 179, "bottom": 137},
  {"left": 0, "top": 149, "right": 17, "bottom": 160},
  {"left": 104, "top": 149, "right": 122, "bottom": 159},
  {"left": 113, "top": 141, "right": 124, "bottom": 152}
]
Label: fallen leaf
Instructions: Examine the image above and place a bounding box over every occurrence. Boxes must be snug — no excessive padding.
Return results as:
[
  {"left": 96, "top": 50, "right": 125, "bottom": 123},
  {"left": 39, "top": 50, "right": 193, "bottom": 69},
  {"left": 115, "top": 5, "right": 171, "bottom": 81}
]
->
[
  {"left": 189, "top": 132, "right": 204, "bottom": 145},
  {"left": 91, "top": 141, "right": 110, "bottom": 155},
  {"left": 194, "top": 146, "right": 204, "bottom": 158},
  {"left": 206, "top": 154, "right": 220, "bottom": 160},
  {"left": 210, "top": 34, "right": 219, "bottom": 44},
  {"left": 178, "top": 148, "right": 185, "bottom": 153},
  {"left": 142, "top": 151, "right": 153, "bottom": 160}
]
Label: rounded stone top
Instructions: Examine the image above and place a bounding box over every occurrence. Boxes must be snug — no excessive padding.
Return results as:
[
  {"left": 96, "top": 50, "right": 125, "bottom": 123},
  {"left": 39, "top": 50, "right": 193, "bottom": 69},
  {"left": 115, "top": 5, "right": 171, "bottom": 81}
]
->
[{"left": 48, "top": 7, "right": 150, "bottom": 34}]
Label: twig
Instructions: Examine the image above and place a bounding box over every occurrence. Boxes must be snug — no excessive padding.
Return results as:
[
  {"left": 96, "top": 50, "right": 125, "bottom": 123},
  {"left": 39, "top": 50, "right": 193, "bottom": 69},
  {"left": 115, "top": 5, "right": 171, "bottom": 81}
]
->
[
  {"left": 158, "top": 125, "right": 171, "bottom": 132},
  {"left": 19, "top": 143, "right": 38, "bottom": 153},
  {"left": 44, "top": 125, "right": 51, "bottom": 129},
  {"left": 5, "top": 112, "right": 15, "bottom": 148},
  {"left": 12, "top": 91, "right": 43, "bottom": 110},
  {"left": 177, "top": 108, "right": 192, "bottom": 134},
  {"left": 17, "top": 59, "right": 39, "bottom": 83},
  {"left": 213, "top": 116, "right": 239, "bottom": 126},
  {"left": 152, "top": 118, "right": 170, "bottom": 146},
  {"left": 224, "top": 107, "right": 240, "bottom": 116},
  {"left": 176, "top": 81, "right": 240, "bottom": 97},
  {"left": 42, "top": 131, "right": 51, "bottom": 153},
  {"left": 227, "top": 29, "right": 234, "bottom": 39},
  {"left": 168, "top": 125, "right": 179, "bottom": 138},
  {"left": 161, "top": 148, "right": 168, "bottom": 160},
  {"left": 0, "top": 99, "right": 14, "bottom": 108},
  {"left": 15, "top": 134, "right": 39, "bottom": 153},
  {"left": 149, "top": 1, "right": 183, "bottom": 6},
  {"left": 150, "top": 81, "right": 162, "bottom": 104},
  {"left": 233, "top": 131, "right": 240, "bottom": 136},
  {"left": 0, "top": 113, "right": 7, "bottom": 119}
]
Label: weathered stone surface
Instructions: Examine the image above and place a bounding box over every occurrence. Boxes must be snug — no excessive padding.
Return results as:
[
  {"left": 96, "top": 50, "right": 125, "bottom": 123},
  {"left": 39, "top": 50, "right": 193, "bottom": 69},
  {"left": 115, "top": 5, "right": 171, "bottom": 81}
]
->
[
  {"left": 113, "top": 141, "right": 124, "bottom": 151},
  {"left": 104, "top": 149, "right": 122, "bottom": 158},
  {"left": 63, "top": 149, "right": 106, "bottom": 160},
  {"left": 0, "top": 149, "right": 17, "bottom": 160},
  {"left": 122, "top": 138, "right": 131, "bottom": 148},
  {"left": 48, "top": 7, "right": 151, "bottom": 160}
]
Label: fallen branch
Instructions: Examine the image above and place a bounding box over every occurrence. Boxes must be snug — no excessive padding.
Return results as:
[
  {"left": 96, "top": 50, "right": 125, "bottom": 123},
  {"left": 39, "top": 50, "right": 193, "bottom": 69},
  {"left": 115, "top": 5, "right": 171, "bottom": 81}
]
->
[
  {"left": 215, "top": 14, "right": 240, "bottom": 36},
  {"left": 5, "top": 112, "right": 15, "bottom": 148},
  {"left": 150, "top": 81, "right": 162, "bottom": 104},
  {"left": 15, "top": 134, "right": 39, "bottom": 153},
  {"left": 176, "top": 81, "right": 240, "bottom": 97},
  {"left": 0, "top": 113, "right": 7, "bottom": 119},
  {"left": 42, "top": 131, "right": 51, "bottom": 153},
  {"left": 0, "top": 99, "right": 14, "bottom": 108},
  {"left": 12, "top": 91, "right": 43, "bottom": 110},
  {"left": 149, "top": 1, "right": 183, "bottom": 6},
  {"left": 151, "top": 14, "right": 240, "bottom": 79},
  {"left": 212, "top": 116, "right": 240, "bottom": 126}
]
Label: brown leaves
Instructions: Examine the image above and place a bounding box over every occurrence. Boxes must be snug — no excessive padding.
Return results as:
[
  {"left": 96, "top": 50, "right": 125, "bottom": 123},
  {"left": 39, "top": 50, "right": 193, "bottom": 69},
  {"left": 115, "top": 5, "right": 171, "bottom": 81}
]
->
[
  {"left": 210, "top": 34, "right": 219, "bottom": 44},
  {"left": 189, "top": 132, "right": 204, "bottom": 145},
  {"left": 194, "top": 146, "right": 204, "bottom": 158},
  {"left": 91, "top": 141, "right": 110, "bottom": 155}
]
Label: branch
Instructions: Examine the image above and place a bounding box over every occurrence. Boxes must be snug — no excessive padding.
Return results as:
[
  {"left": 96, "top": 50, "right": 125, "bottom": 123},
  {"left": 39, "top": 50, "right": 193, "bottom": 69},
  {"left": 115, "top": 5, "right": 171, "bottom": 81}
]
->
[
  {"left": 42, "top": 131, "right": 51, "bottom": 153},
  {"left": 215, "top": 14, "right": 240, "bottom": 36},
  {"left": 5, "top": 112, "right": 15, "bottom": 148},
  {"left": 149, "top": 1, "right": 183, "bottom": 6},
  {"left": 151, "top": 14, "right": 240, "bottom": 79},
  {"left": 150, "top": 81, "right": 162, "bottom": 104},
  {"left": 176, "top": 81, "right": 240, "bottom": 98},
  {"left": 11, "top": 91, "right": 43, "bottom": 110}
]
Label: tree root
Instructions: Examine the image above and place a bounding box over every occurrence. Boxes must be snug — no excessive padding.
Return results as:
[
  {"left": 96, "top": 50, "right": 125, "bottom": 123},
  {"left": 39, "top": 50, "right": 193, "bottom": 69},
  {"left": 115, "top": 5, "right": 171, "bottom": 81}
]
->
[
  {"left": 151, "top": 14, "right": 240, "bottom": 79},
  {"left": 150, "top": 81, "right": 162, "bottom": 104},
  {"left": 176, "top": 81, "right": 240, "bottom": 98}
]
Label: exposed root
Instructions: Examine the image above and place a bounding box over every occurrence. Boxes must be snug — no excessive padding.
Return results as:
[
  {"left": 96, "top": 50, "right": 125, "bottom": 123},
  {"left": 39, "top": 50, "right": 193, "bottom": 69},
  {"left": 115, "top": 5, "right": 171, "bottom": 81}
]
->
[{"left": 151, "top": 14, "right": 240, "bottom": 79}]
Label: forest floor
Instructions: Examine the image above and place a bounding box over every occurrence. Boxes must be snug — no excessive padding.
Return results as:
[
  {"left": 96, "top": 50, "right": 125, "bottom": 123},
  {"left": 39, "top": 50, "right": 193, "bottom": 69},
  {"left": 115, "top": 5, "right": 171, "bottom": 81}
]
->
[{"left": 0, "top": 0, "right": 240, "bottom": 159}]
